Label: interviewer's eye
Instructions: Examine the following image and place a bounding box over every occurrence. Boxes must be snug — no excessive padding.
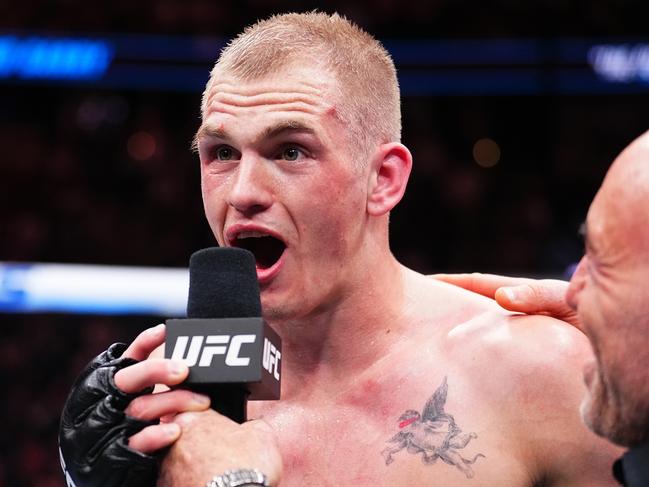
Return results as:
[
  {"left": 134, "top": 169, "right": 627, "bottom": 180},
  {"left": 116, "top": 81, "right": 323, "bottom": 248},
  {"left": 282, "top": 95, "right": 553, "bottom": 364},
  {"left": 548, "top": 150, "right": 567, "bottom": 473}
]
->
[{"left": 577, "top": 222, "right": 586, "bottom": 240}]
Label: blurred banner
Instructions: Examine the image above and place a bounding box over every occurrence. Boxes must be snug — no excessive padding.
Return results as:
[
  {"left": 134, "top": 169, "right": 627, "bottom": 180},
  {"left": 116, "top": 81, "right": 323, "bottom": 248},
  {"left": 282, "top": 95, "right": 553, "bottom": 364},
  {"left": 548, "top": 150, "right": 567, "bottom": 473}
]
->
[
  {"left": 0, "top": 262, "right": 576, "bottom": 316},
  {"left": 1, "top": 33, "right": 648, "bottom": 95},
  {"left": 0, "top": 262, "right": 188, "bottom": 316}
]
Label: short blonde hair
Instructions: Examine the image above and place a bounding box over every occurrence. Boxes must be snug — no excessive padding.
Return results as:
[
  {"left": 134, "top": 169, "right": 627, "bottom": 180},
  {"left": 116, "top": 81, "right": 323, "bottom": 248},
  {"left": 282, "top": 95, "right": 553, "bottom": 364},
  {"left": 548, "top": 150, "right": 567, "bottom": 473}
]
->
[{"left": 200, "top": 12, "right": 401, "bottom": 160}]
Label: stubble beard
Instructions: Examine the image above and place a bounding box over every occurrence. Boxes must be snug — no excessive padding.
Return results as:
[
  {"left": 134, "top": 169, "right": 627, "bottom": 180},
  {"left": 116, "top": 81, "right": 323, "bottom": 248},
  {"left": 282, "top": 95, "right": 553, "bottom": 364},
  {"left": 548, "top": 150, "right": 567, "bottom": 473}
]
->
[{"left": 580, "top": 358, "right": 649, "bottom": 447}]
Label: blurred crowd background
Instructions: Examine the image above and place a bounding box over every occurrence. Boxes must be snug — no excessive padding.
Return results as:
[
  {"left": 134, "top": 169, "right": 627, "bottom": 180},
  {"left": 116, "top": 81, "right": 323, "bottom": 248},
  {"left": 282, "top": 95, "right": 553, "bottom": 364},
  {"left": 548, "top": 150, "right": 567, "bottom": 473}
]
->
[{"left": 1, "top": 1, "right": 648, "bottom": 485}]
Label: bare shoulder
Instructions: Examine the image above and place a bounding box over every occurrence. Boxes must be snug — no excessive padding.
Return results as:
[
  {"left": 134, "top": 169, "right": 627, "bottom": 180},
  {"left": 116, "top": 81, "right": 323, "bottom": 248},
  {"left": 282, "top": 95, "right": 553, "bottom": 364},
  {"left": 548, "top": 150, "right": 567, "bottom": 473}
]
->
[
  {"left": 447, "top": 311, "right": 591, "bottom": 377},
  {"left": 438, "top": 302, "right": 588, "bottom": 423},
  {"left": 401, "top": 267, "right": 505, "bottom": 326},
  {"left": 402, "top": 270, "right": 621, "bottom": 485},
  {"left": 405, "top": 268, "right": 594, "bottom": 408},
  {"left": 444, "top": 311, "right": 621, "bottom": 485}
]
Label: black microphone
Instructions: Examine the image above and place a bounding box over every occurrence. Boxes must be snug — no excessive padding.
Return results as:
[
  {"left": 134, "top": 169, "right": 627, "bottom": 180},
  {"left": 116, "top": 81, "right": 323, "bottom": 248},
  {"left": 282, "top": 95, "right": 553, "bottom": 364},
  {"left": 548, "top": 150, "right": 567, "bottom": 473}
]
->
[{"left": 164, "top": 247, "right": 282, "bottom": 423}]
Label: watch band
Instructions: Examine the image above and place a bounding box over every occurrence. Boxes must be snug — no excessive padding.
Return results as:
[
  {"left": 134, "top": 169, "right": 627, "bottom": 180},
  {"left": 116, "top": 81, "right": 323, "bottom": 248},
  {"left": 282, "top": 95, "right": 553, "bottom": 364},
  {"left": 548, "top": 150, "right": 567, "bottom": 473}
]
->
[{"left": 205, "top": 468, "right": 269, "bottom": 487}]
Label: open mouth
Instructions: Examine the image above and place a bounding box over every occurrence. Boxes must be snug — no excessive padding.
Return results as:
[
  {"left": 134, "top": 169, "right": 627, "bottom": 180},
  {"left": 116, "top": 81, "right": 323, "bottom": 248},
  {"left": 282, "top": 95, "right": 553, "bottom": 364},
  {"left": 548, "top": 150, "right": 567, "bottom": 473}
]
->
[{"left": 232, "top": 231, "right": 286, "bottom": 270}]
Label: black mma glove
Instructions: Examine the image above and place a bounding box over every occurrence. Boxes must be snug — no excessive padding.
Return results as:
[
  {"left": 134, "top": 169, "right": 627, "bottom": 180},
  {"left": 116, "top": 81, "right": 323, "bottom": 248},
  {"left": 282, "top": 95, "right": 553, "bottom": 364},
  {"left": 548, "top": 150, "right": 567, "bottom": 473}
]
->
[{"left": 59, "top": 342, "right": 158, "bottom": 487}]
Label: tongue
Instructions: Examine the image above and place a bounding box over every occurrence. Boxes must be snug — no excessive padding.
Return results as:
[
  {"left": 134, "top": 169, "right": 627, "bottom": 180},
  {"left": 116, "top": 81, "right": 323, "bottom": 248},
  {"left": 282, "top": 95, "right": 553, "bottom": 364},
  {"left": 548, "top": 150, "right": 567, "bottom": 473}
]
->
[{"left": 236, "top": 236, "right": 285, "bottom": 269}]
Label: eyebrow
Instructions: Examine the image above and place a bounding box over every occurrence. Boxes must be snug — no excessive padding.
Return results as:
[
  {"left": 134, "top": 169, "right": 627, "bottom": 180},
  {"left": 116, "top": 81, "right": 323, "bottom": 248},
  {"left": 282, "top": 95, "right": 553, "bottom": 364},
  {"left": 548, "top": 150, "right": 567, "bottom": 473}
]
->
[
  {"left": 191, "top": 125, "right": 226, "bottom": 152},
  {"left": 260, "top": 120, "right": 316, "bottom": 140},
  {"left": 191, "top": 119, "right": 317, "bottom": 153}
]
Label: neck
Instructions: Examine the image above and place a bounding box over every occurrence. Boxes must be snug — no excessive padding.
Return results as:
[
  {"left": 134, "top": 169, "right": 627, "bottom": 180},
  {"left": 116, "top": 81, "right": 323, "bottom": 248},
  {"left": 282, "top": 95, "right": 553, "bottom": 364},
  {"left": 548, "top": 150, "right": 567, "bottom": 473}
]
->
[{"left": 266, "top": 248, "right": 408, "bottom": 400}]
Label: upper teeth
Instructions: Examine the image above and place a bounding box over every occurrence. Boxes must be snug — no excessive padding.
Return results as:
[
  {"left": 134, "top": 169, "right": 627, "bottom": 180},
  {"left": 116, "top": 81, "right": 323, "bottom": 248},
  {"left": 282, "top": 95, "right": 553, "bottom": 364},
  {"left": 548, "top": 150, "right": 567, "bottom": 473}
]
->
[{"left": 236, "top": 231, "right": 268, "bottom": 239}]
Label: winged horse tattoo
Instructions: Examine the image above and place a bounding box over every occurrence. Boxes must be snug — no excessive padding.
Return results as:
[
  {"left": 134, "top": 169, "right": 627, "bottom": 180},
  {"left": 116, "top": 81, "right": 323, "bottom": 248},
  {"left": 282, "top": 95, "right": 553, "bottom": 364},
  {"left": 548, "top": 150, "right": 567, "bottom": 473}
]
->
[{"left": 381, "top": 376, "right": 485, "bottom": 478}]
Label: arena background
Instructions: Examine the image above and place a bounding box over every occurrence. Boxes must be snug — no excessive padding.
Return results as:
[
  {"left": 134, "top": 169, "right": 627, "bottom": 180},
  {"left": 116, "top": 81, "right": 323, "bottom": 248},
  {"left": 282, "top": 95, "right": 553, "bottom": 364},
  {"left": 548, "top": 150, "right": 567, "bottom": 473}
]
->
[{"left": 1, "top": 1, "right": 648, "bottom": 485}]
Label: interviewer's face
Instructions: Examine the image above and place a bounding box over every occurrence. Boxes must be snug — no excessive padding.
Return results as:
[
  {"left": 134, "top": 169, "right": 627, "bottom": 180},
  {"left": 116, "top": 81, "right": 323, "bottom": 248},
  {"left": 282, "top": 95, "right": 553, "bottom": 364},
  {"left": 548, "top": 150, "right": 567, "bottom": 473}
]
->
[{"left": 566, "top": 143, "right": 649, "bottom": 446}]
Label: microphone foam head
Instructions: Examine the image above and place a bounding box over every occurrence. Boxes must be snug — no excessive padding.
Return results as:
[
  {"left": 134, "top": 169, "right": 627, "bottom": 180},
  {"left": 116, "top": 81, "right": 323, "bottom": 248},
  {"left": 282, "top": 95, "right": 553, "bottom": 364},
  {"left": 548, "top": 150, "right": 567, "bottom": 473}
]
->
[{"left": 187, "top": 247, "right": 261, "bottom": 318}]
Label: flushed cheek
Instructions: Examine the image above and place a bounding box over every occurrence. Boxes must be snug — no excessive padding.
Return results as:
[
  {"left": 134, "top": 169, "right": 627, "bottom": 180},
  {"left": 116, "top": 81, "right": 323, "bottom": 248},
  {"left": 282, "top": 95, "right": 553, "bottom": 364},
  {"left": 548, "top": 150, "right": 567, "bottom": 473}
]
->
[
  {"left": 201, "top": 189, "right": 228, "bottom": 243},
  {"left": 306, "top": 209, "right": 356, "bottom": 259}
]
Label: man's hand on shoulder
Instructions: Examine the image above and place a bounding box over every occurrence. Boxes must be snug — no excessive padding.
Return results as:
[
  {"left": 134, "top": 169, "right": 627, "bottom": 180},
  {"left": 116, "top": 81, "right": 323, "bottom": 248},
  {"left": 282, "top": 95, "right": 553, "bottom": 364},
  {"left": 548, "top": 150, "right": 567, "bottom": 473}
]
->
[
  {"left": 157, "top": 410, "right": 282, "bottom": 487},
  {"left": 432, "top": 273, "right": 581, "bottom": 331}
]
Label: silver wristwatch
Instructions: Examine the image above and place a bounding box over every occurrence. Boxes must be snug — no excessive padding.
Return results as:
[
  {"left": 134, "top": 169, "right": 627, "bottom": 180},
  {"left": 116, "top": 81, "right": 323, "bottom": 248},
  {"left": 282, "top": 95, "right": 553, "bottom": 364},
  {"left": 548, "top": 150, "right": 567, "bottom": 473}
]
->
[{"left": 205, "top": 468, "right": 269, "bottom": 487}]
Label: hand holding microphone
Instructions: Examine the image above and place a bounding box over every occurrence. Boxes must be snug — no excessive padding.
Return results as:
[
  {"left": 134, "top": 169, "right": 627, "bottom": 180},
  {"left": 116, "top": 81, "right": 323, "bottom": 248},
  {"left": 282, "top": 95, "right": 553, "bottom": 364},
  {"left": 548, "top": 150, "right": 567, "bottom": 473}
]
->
[
  {"left": 57, "top": 324, "right": 207, "bottom": 487},
  {"left": 158, "top": 247, "right": 283, "bottom": 486},
  {"left": 58, "top": 338, "right": 163, "bottom": 487},
  {"left": 164, "top": 247, "right": 282, "bottom": 423},
  {"left": 58, "top": 248, "right": 282, "bottom": 486}
]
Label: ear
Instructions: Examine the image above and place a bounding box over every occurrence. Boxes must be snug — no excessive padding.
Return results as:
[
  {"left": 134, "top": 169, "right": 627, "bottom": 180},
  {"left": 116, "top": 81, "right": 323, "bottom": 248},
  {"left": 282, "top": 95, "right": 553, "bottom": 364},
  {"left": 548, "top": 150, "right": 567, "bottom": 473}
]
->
[{"left": 366, "top": 142, "right": 412, "bottom": 216}]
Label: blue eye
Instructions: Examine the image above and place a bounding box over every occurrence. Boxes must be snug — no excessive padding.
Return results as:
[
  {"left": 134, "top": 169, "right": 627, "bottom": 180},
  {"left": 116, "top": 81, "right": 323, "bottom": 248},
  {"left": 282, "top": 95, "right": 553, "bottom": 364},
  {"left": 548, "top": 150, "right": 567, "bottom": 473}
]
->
[
  {"left": 215, "top": 146, "right": 235, "bottom": 161},
  {"left": 282, "top": 147, "right": 301, "bottom": 161}
]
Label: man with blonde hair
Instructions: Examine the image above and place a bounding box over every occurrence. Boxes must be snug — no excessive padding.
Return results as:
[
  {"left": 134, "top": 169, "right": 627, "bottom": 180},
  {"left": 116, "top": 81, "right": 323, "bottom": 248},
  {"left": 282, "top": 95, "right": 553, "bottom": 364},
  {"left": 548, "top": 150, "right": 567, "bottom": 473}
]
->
[{"left": 60, "top": 12, "right": 621, "bottom": 487}]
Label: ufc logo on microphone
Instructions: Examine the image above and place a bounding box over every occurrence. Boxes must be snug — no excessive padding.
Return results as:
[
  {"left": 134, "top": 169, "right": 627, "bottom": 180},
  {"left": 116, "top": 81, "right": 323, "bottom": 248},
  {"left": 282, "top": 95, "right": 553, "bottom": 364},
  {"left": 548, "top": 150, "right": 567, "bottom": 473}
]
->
[
  {"left": 262, "top": 338, "right": 281, "bottom": 381},
  {"left": 170, "top": 335, "right": 256, "bottom": 367}
]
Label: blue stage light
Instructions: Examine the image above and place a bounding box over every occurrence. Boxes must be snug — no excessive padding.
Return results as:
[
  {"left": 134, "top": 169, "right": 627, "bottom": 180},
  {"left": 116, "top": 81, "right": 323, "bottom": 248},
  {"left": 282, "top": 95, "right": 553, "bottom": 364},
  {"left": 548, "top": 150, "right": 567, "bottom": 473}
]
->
[
  {"left": 0, "top": 36, "right": 113, "bottom": 80},
  {"left": 0, "top": 262, "right": 188, "bottom": 316}
]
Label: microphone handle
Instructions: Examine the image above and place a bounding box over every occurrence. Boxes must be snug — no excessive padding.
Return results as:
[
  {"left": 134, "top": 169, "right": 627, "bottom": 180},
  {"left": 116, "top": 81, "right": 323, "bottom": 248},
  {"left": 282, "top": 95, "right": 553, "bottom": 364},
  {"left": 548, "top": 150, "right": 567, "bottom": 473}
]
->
[{"left": 192, "top": 384, "right": 249, "bottom": 423}]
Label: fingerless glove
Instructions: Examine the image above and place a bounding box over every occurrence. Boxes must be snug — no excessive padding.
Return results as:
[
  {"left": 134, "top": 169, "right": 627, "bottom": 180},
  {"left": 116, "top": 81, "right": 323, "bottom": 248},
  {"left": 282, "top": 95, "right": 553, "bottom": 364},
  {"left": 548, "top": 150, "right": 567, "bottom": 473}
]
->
[{"left": 59, "top": 343, "right": 158, "bottom": 487}]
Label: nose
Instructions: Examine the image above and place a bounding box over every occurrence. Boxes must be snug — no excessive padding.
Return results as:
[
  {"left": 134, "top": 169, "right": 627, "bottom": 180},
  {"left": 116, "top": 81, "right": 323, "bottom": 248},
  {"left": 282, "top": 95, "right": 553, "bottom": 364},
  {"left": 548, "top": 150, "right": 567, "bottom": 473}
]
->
[
  {"left": 566, "top": 255, "right": 587, "bottom": 310},
  {"left": 226, "top": 155, "right": 273, "bottom": 217}
]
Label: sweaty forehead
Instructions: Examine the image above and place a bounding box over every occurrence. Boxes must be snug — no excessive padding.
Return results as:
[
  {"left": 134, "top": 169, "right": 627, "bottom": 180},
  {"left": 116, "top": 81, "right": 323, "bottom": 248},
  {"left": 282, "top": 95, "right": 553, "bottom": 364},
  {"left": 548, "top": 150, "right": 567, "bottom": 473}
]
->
[
  {"left": 588, "top": 158, "right": 649, "bottom": 257},
  {"left": 203, "top": 67, "right": 340, "bottom": 122}
]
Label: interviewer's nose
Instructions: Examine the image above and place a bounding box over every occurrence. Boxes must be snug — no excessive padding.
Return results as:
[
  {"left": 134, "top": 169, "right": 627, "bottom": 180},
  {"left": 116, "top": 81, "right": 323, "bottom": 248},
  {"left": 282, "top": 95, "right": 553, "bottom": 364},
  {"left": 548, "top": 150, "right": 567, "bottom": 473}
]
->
[{"left": 566, "top": 256, "right": 587, "bottom": 311}]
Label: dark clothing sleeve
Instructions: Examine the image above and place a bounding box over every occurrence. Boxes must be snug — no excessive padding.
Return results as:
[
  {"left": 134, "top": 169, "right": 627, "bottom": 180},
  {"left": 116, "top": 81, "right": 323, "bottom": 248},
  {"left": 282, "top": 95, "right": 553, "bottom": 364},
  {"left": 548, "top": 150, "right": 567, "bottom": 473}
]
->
[{"left": 613, "top": 442, "right": 649, "bottom": 486}]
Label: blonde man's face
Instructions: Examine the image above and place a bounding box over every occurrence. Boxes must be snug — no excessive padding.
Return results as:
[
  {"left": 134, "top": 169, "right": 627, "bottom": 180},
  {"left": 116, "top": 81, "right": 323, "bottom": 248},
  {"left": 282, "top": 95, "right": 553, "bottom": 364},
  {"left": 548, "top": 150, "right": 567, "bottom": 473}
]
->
[{"left": 195, "top": 65, "right": 373, "bottom": 321}]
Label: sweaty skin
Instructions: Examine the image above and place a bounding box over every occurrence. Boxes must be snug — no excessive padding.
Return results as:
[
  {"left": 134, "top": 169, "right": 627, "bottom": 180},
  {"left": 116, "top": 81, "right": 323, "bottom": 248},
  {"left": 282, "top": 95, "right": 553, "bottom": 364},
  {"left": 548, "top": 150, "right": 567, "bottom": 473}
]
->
[
  {"left": 165, "top": 64, "right": 621, "bottom": 486},
  {"left": 243, "top": 270, "right": 619, "bottom": 486},
  {"left": 116, "top": 62, "right": 622, "bottom": 486}
]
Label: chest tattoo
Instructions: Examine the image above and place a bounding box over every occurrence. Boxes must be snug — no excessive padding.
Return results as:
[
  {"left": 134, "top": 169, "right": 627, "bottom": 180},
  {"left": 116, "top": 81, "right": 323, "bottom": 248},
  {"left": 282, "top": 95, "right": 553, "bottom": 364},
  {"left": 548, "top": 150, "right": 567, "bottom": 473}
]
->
[{"left": 381, "top": 376, "right": 485, "bottom": 478}]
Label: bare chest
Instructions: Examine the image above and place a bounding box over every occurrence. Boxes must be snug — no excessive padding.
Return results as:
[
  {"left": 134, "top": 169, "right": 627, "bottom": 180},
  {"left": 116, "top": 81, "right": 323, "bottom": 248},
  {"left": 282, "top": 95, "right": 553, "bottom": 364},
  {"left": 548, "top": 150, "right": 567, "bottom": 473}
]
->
[{"left": 249, "top": 375, "right": 531, "bottom": 487}]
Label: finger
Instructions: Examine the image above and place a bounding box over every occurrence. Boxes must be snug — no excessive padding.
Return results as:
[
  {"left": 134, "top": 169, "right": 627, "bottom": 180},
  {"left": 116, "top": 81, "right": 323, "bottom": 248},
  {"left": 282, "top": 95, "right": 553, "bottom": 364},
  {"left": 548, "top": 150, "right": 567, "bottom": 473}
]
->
[
  {"left": 114, "top": 358, "right": 188, "bottom": 394},
  {"left": 243, "top": 418, "right": 275, "bottom": 435},
  {"left": 173, "top": 409, "right": 234, "bottom": 429},
  {"left": 122, "top": 324, "right": 166, "bottom": 361},
  {"left": 432, "top": 273, "right": 533, "bottom": 299},
  {"left": 128, "top": 422, "right": 181, "bottom": 454},
  {"left": 173, "top": 411, "right": 202, "bottom": 428},
  {"left": 495, "top": 281, "right": 582, "bottom": 330},
  {"left": 126, "top": 389, "right": 211, "bottom": 420},
  {"left": 495, "top": 281, "right": 566, "bottom": 312}
]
